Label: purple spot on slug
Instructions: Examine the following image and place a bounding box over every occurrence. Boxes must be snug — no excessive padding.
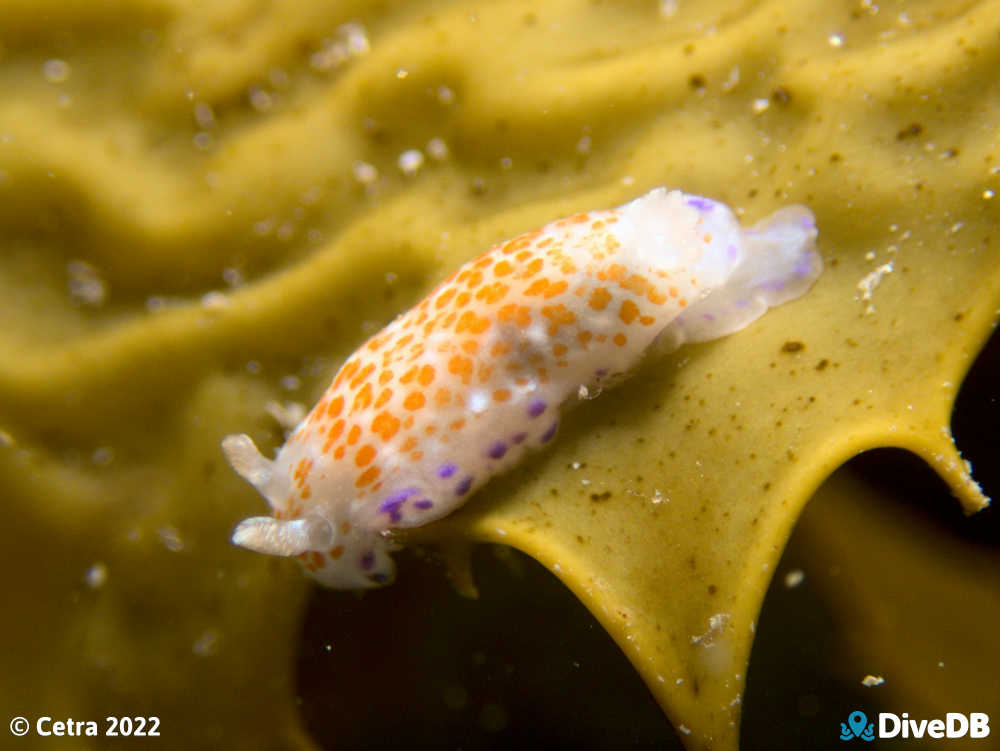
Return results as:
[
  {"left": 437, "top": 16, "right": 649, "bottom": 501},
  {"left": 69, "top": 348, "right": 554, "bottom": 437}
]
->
[
  {"left": 381, "top": 503, "right": 403, "bottom": 522},
  {"left": 414, "top": 499, "right": 434, "bottom": 510},
  {"left": 759, "top": 278, "right": 786, "bottom": 292},
  {"left": 487, "top": 440, "right": 508, "bottom": 459},
  {"left": 735, "top": 298, "right": 750, "bottom": 308},
  {"left": 798, "top": 216, "right": 815, "bottom": 230},
  {"left": 540, "top": 420, "right": 558, "bottom": 444},
  {"left": 702, "top": 313, "right": 716, "bottom": 322},
  {"left": 360, "top": 551, "right": 375, "bottom": 570},
  {"left": 687, "top": 197, "right": 715, "bottom": 212},
  {"left": 437, "top": 462, "right": 457, "bottom": 479},
  {"left": 528, "top": 399, "right": 547, "bottom": 417},
  {"left": 727, "top": 243, "right": 740, "bottom": 261},
  {"left": 455, "top": 475, "right": 474, "bottom": 496},
  {"left": 794, "top": 258, "right": 813, "bottom": 277},
  {"left": 378, "top": 488, "right": 418, "bottom": 515},
  {"left": 512, "top": 432, "right": 528, "bottom": 444}
]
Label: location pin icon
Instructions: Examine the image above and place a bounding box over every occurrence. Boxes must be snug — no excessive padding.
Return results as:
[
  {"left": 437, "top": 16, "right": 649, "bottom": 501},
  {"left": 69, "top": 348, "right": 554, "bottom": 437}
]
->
[{"left": 848, "top": 711, "right": 867, "bottom": 738}]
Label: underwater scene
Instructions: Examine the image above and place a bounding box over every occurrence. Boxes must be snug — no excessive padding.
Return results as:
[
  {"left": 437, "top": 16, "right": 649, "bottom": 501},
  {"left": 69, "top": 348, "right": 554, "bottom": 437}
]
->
[{"left": 1, "top": 1, "right": 997, "bottom": 749}]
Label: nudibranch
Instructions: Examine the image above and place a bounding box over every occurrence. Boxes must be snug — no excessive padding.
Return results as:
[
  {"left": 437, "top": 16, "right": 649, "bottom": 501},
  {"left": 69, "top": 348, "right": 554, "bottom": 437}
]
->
[{"left": 224, "top": 187, "right": 822, "bottom": 588}]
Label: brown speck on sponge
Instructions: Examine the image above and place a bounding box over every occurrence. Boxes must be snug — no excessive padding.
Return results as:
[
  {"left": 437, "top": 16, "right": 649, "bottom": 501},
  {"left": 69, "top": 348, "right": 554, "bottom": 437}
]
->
[
  {"left": 771, "top": 86, "right": 792, "bottom": 104},
  {"left": 896, "top": 122, "right": 924, "bottom": 140},
  {"left": 781, "top": 340, "right": 805, "bottom": 353}
]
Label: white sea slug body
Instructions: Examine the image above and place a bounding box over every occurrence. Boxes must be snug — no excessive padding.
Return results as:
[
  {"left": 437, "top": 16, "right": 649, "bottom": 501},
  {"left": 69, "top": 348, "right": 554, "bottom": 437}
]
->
[{"left": 224, "top": 188, "right": 822, "bottom": 588}]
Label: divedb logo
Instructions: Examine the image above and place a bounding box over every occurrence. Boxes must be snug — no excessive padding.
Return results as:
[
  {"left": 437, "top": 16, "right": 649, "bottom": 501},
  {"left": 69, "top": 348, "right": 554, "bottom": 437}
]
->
[{"left": 839, "top": 710, "right": 991, "bottom": 741}]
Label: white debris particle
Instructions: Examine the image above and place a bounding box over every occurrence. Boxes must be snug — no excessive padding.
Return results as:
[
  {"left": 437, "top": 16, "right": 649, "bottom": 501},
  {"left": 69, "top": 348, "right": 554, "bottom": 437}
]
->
[
  {"left": 192, "top": 131, "right": 213, "bottom": 150},
  {"left": 300, "top": 185, "right": 323, "bottom": 206},
  {"left": 659, "top": 0, "right": 679, "bottom": 18},
  {"left": 950, "top": 221, "right": 965, "bottom": 234},
  {"left": 499, "top": 156, "right": 513, "bottom": 170},
  {"left": 276, "top": 220, "right": 295, "bottom": 241},
  {"left": 222, "top": 267, "right": 244, "bottom": 288},
  {"left": 91, "top": 446, "right": 114, "bottom": 467},
  {"left": 426, "top": 137, "right": 449, "bottom": 160},
  {"left": 678, "top": 725, "right": 692, "bottom": 735},
  {"left": 193, "top": 101, "right": 215, "bottom": 129},
  {"left": 157, "top": 526, "right": 185, "bottom": 552},
  {"left": 751, "top": 98, "right": 770, "bottom": 114},
  {"left": 67, "top": 260, "right": 108, "bottom": 306},
  {"left": 43, "top": 58, "right": 71, "bottom": 83},
  {"left": 353, "top": 160, "right": 378, "bottom": 185},
  {"left": 857, "top": 260, "right": 894, "bottom": 314},
  {"left": 0, "top": 429, "right": 12, "bottom": 448},
  {"left": 279, "top": 374, "right": 302, "bottom": 391},
  {"left": 398, "top": 149, "right": 425, "bottom": 176},
  {"left": 721, "top": 66, "right": 739, "bottom": 92},
  {"left": 495, "top": 527, "right": 507, "bottom": 537},
  {"left": 85, "top": 562, "right": 108, "bottom": 589},
  {"left": 984, "top": 190, "right": 995, "bottom": 200},
  {"left": 145, "top": 295, "right": 167, "bottom": 312},
  {"left": 784, "top": 569, "right": 805, "bottom": 588},
  {"left": 571, "top": 461, "right": 582, "bottom": 470},
  {"left": 828, "top": 33, "right": 844, "bottom": 47},
  {"left": 691, "top": 613, "right": 731, "bottom": 646},
  {"left": 437, "top": 85, "right": 455, "bottom": 105},
  {"left": 310, "top": 22, "right": 370, "bottom": 72},
  {"left": 675, "top": 678, "right": 684, "bottom": 685},
  {"left": 200, "top": 290, "right": 231, "bottom": 310},
  {"left": 864, "top": 251, "right": 876, "bottom": 261},
  {"left": 576, "top": 135, "right": 592, "bottom": 154},
  {"left": 310, "top": 42, "right": 347, "bottom": 70},
  {"left": 621, "top": 175, "right": 635, "bottom": 186},
  {"left": 341, "top": 22, "right": 370, "bottom": 56},
  {"left": 248, "top": 86, "right": 273, "bottom": 112},
  {"left": 193, "top": 629, "right": 219, "bottom": 657},
  {"left": 861, "top": 674, "right": 885, "bottom": 687},
  {"left": 253, "top": 217, "right": 275, "bottom": 236}
]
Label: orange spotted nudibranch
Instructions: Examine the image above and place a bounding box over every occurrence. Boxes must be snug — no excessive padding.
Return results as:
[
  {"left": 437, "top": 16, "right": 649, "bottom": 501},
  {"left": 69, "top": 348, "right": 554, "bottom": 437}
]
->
[{"left": 223, "top": 187, "right": 822, "bottom": 588}]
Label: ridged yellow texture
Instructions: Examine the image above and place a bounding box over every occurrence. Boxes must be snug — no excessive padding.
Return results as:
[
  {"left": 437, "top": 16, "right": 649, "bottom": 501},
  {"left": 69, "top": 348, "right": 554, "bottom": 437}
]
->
[{"left": 0, "top": 1, "right": 996, "bottom": 749}]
